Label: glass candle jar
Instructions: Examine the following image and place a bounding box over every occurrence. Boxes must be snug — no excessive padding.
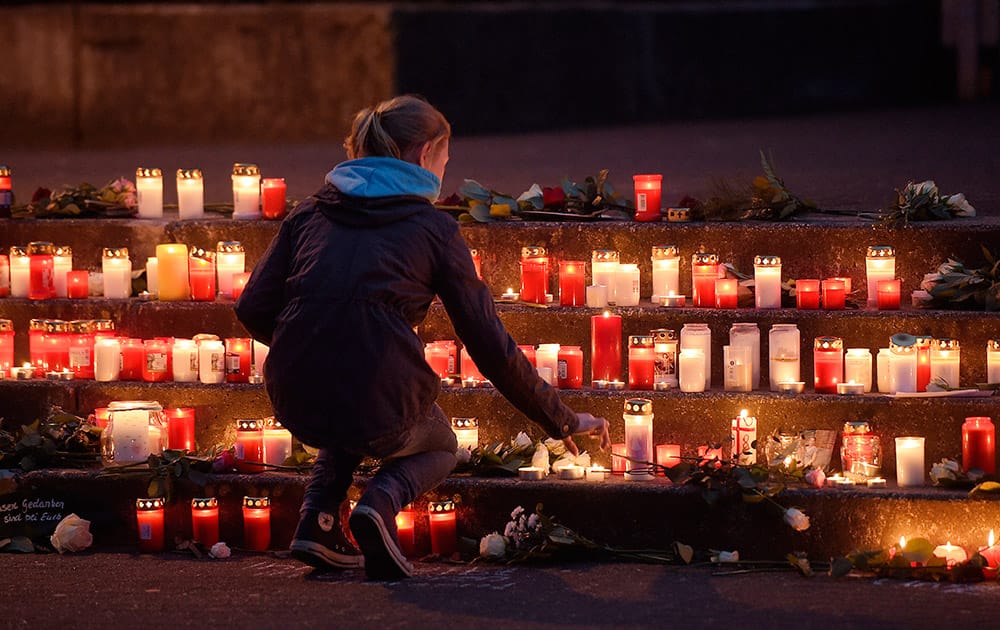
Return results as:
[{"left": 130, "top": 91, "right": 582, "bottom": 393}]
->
[
  {"left": 67, "top": 320, "right": 95, "bottom": 379},
  {"left": 165, "top": 407, "right": 196, "bottom": 452},
  {"left": 235, "top": 419, "right": 264, "bottom": 472},
  {"left": 262, "top": 417, "right": 293, "bottom": 465},
  {"left": 104, "top": 401, "right": 166, "bottom": 465},
  {"left": 590, "top": 312, "right": 622, "bottom": 383},
  {"left": 225, "top": 337, "right": 252, "bottom": 383},
  {"left": 93, "top": 337, "right": 121, "bottom": 382},
  {"left": 198, "top": 339, "right": 226, "bottom": 384},
  {"left": 627, "top": 335, "right": 655, "bottom": 390},
  {"left": 28, "top": 318, "right": 47, "bottom": 373},
  {"left": 632, "top": 174, "right": 662, "bottom": 222},
  {"left": 865, "top": 245, "right": 895, "bottom": 309},
  {"left": 0, "top": 319, "right": 13, "bottom": 373},
  {"left": 424, "top": 342, "right": 450, "bottom": 378},
  {"left": 876, "top": 278, "right": 901, "bottom": 310},
  {"left": 242, "top": 496, "right": 271, "bottom": 551},
  {"left": 889, "top": 333, "right": 918, "bottom": 394},
  {"left": 813, "top": 336, "right": 843, "bottom": 394},
  {"left": 118, "top": 338, "right": 144, "bottom": 381},
  {"left": 623, "top": 399, "right": 654, "bottom": 480},
  {"left": 42, "top": 319, "right": 70, "bottom": 373},
  {"left": 678, "top": 348, "right": 706, "bottom": 392},
  {"left": 614, "top": 263, "right": 640, "bottom": 307},
  {"left": 556, "top": 345, "right": 583, "bottom": 389},
  {"left": 52, "top": 245, "right": 72, "bottom": 298},
  {"left": 176, "top": 168, "right": 204, "bottom": 220},
  {"left": 460, "top": 346, "right": 485, "bottom": 383},
  {"left": 0, "top": 165, "right": 11, "bottom": 218},
  {"left": 753, "top": 255, "right": 782, "bottom": 309},
  {"left": 768, "top": 323, "right": 800, "bottom": 390},
  {"left": 962, "top": 416, "right": 996, "bottom": 475},
  {"left": 558, "top": 260, "right": 586, "bottom": 306},
  {"left": 136, "top": 167, "right": 164, "bottom": 219},
  {"left": 519, "top": 245, "right": 549, "bottom": 305},
  {"left": 680, "top": 323, "right": 712, "bottom": 391},
  {"left": 9, "top": 246, "right": 29, "bottom": 298},
  {"left": 731, "top": 409, "right": 757, "bottom": 464},
  {"left": 27, "top": 241, "right": 56, "bottom": 300},
  {"left": 145, "top": 256, "right": 157, "bottom": 296},
  {"left": 989, "top": 339, "right": 1000, "bottom": 384},
  {"left": 450, "top": 417, "right": 479, "bottom": 450},
  {"left": 216, "top": 241, "right": 246, "bottom": 300},
  {"left": 729, "top": 322, "right": 760, "bottom": 389},
  {"left": 841, "top": 421, "right": 881, "bottom": 480},
  {"left": 188, "top": 247, "right": 216, "bottom": 301},
  {"left": 723, "top": 345, "right": 752, "bottom": 392},
  {"left": 651, "top": 328, "right": 678, "bottom": 389},
  {"left": 691, "top": 253, "right": 719, "bottom": 308},
  {"left": 795, "top": 279, "right": 820, "bottom": 309},
  {"left": 428, "top": 499, "right": 458, "bottom": 557},
  {"left": 895, "top": 436, "right": 925, "bottom": 487},
  {"left": 261, "top": 177, "right": 287, "bottom": 220},
  {"left": 876, "top": 348, "right": 891, "bottom": 393},
  {"left": 591, "top": 250, "right": 619, "bottom": 304},
  {"left": 142, "top": 339, "right": 171, "bottom": 382},
  {"left": 469, "top": 248, "right": 482, "bottom": 280},
  {"left": 101, "top": 247, "right": 132, "bottom": 299},
  {"left": 191, "top": 498, "right": 219, "bottom": 546},
  {"left": 915, "top": 335, "right": 933, "bottom": 392},
  {"left": 714, "top": 277, "right": 738, "bottom": 309},
  {"left": 66, "top": 269, "right": 88, "bottom": 299},
  {"left": 0, "top": 254, "right": 9, "bottom": 297},
  {"left": 650, "top": 245, "right": 680, "bottom": 302},
  {"left": 396, "top": 505, "right": 417, "bottom": 557},
  {"left": 821, "top": 278, "right": 846, "bottom": 309},
  {"left": 171, "top": 338, "right": 199, "bottom": 382},
  {"left": 929, "top": 338, "right": 960, "bottom": 389},
  {"left": 535, "top": 343, "right": 560, "bottom": 386},
  {"left": 231, "top": 163, "right": 261, "bottom": 220},
  {"left": 136, "top": 498, "right": 166, "bottom": 552},
  {"left": 843, "top": 348, "right": 872, "bottom": 393}
]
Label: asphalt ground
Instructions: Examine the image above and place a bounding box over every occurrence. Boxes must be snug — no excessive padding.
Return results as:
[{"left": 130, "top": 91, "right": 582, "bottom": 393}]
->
[
  {"left": 1, "top": 551, "right": 998, "bottom": 629},
  {"left": 3, "top": 103, "right": 999, "bottom": 217}
]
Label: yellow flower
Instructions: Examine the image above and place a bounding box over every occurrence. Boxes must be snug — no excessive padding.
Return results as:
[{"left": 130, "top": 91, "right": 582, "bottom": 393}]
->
[{"left": 489, "top": 203, "right": 512, "bottom": 217}]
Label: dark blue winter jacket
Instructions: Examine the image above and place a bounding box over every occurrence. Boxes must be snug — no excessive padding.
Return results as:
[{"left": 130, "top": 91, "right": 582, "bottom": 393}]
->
[{"left": 234, "top": 157, "right": 578, "bottom": 455}]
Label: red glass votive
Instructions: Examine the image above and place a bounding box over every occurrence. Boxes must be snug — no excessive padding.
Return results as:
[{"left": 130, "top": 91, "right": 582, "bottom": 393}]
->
[
  {"left": 627, "top": 335, "right": 655, "bottom": 390},
  {"left": 425, "top": 342, "right": 450, "bottom": 378},
  {"left": 93, "top": 407, "right": 110, "bottom": 428},
  {"left": 611, "top": 443, "right": 627, "bottom": 473},
  {"left": 231, "top": 272, "right": 251, "bottom": 301},
  {"left": 459, "top": 346, "right": 485, "bottom": 383},
  {"left": 235, "top": 419, "right": 264, "bottom": 473},
  {"left": 120, "top": 338, "right": 145, "bottom": 381},
  {"left": 558, "top": 260, "right": 586, "bottom": 306},
  {"left": 67, "top": 320, "right": 95, "bottom": 379},
  {"left": 225, "top": 337, "right": 252, "bottom": 383},
  {"left": 556, "top": 345, "right": 583, "bottom": 389},
  {"left": 165, "top": 407, "right": 196, "bottom": 451},
  {"left": 518, "top": 344, "right": 537, "bottom": 367},
  {"left": 795, "top": 279, "right": 820, "bottom": 309},
  {"left": 916, "top": 337, "right": 932, "bottom": 392},
  {"left": 591, "top": 312, "right": 622, "bottom": 383},
  {"left": 66, "top": 270, "right": 89, "bottom": 299},
  {"left": 261, "top": 178, "right": 287, "bottom": 220},
  {"left": 691, "top": 254, "right": 718, "bottom": 308},
  {"left": 396, "top": 506, "right": 417, "bottom": 557},
  {"left": 963, "top": 416, "right": 996, "bottom": 475},
  {"left": 0, "top": 255, "right": 8, "bottom": 297},
  {"left": 822, "top": 278, "right": 846, "bottom": 310},
  {"left": 41, "top": 320, "right": 70, "bottom": 372},
  {"left": 876, "top": 279, "right": 901, "bottom": 310},
  {"left": 188, "top": 253, "right": 216, "bottom": 302},
  {"left": 27, "top": 242, "right": 56, "bottom": 300},
  {"left": 714, "top": 278, "right": 738, "bottom": 309},
  {"left": 428, "top": 500, "right": 457, "bottom": 557},
  {"left": 632, "top": 174, "right": 663, "bottom": 222},
  {"left": 242, "top": 497, "right": 271, "bottom": 551},
  {"left": 142, "top": 339, "right": 171, "bottom": 382},
  {"left": 136, "top": 498, "right": 166, "bottom": 553},
  {"left": 28, "top": 320, "right": 46, "bottom": 373},
  {"left": 656, "top": 444, "right": 682, "bottom": 471},
  {"left": 813, "top": 336, "right": 843, "bottom": 394},
  {"left": 191, "top": 498, "right": 220, "bottom": 547},
  {"left": 520, "top": 246, "right": 549, "bottom": 305}
]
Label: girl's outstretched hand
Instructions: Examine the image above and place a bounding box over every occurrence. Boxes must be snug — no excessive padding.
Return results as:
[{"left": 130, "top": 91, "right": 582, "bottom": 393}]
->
[{"left": 562, "top": 412, "right": 611, "bottom": 456}]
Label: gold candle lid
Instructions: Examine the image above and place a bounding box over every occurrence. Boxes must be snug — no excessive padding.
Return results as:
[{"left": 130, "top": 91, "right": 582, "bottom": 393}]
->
[
  {"left": 932, "top": 338, "right": 959, "bottom": 350},
  {"left": 103, "top": 247, "right": 129, "bottom": 259},
  {"left": 628, "top": 335, "right": 654, "bottom": 347},
  {"left": 652, "top": 245, "right": 679, "bottom": 258},
  {"left": 814, "top": 336, "right": 843, "bottom": 350},
  {"left": 450, "top": 417, "right": 478, "bottom": 429},
  {"left": 54, "top": 245, "right": 72, "bottom": 257},
  {"left": 843, "top": 421, "right": 872, "bottom": 435},
  {"left": 867, "top": 245, "right": 895, "bottom": 258},
  {"left": 176, "top": 168, "right": 203, "bottom": 180},
  {"left": 914, "top": 335, "right": 933, "bottom": 348},
  {"left": 468, "top": 248, "right": 480, "bottom": 257},
  {"left": 216, "top": 241, "right": 245, "bottom": 254},
  {"left": 91, "top": 319, "right": 116, "bottom": 332},
  {"left": 591, "top": 249, "right": 619, "bottom": 262},
  {"left": 651, "top": 328, "right": 677, "bottom": 342},
  {"left": 29, "top": 318, "right": 49, "bottom": 331},
  {"left": 136, "top": 167, "right": 162, "bottom": 178},
  {"left": 521, "top": 245, "right": 547, "bottom": 258},
  {"left": 624, "top": 398, "right": 653, "bottom": 415},
  {"left": 136, "top": 497, "right": 165, "bottom": 511},
  {"left": 754, "top": 255, "right": 781, "bottom": 267},
  {"left": 262, "top": 417, "right": 285, "bottom": 430},
  {"left": 243, "top": 496, "right": 270, "bottom": 509},
  {"left": 989, "top": 339, "right": 1000, "bottom": 351},
  {"left": 44, "top": 320, "right": 69, "bottom": 334},
  {"left": 68, "top": 320, "right": 95, "bottom": 334},
  {"left": 428, "top": 499, "right": 455, "bottom": 513},
  {"left": 232, "top": 163, "right": 260, "bottom": 177},
  {"left": 236, "top": 419, "right": 262, "bottom": 432},
  {"left": 190, "top": 246, "right": 215, "bottom": 262},
  {"left": 192, "top": 497, "right": 218, "bottom": 510},
  {"left": 0, "top": 165, "right": 10, "bottom": 177},
  {"left": 0, "top": 319, "right": 13, "bottom": 332},
  {"left": 692, "top": 253, "right": 719, "bottom": 265},
  {"left": 10, "top": 245, "right": 27, "bottom": 257},
  {"left": 27, "top": 241, "right": 54, "bottom": 255}
]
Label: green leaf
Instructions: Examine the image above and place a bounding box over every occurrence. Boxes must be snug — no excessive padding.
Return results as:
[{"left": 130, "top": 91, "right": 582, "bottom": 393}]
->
[
  {"left": 830, "top": 557, "right": 854, "bottom": 578},
  {"left": 1, "top": 536, "right": 35, "bottom": 554}
]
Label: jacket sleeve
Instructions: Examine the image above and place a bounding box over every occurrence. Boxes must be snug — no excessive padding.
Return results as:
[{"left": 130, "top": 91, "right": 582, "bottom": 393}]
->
[
  {"left": 432, "top": 225, "right": 579, "bottom": 440},
  {"left": 233, "top": 217, "right": 294, "bottom": 346}
]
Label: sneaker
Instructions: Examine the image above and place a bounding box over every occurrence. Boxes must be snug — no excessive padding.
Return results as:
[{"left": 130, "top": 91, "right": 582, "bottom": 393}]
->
[
  {"left": 349, "top": 495, "right": 414, "bottom": 580},
  {"left": 290, "top": 510, "right": 364, "bottom": 570}
]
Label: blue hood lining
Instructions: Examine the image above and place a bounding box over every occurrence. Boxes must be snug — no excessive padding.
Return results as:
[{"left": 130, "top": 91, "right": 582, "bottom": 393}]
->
[{"left": 325, "top": 157, "right": 441, "bottom": 202}]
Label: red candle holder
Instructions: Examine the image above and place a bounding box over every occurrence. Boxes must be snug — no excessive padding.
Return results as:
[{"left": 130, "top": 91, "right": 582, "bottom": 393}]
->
[
  {"left": 876, "top": 278, "right": 901, "bottom": 310},
  {"left": 0, "top": 320, "right": 11, "bottom": 373},
  {"left": 656, "top": 444, "right": 682, "bottom": 471},
  {"left": 611, "top": 443, "right": 627, "bottom": 473},
  {"left": 632, "top": 174, "right": 663, "bottom": 222},
  {"left": 395, "top": 505, "right": 417, "bottom": 557},
  {"left": 142, "top": 339, "right": 171, "bottom": 382},
  {"left": 231, "top": 272, "right": 251, "bottom": 301},
  {"left": 627, "top": 335, "right": 655, "bottom": 390},
  {"left": 963, "top": 416, "right": 996, "bottom": 475},
  {"left": 235, "top": 419, "right": 264, "bottom": 473},
  {"left": 165, "top": 407, "right": 196, "bottom": 451},
  {"left": 136, "top": 497, "right": 166, "bottom": 552},
  {"left": 915, "top": 335, "right": 932, "bottom": 392},
  {"left": 424, "top": 341, "right": 451, "bottom": 378},
  {"left": 556, "top": 345, "right": 583, "bottom": 389},
  {"left": 519, "top": 246, "right": 549, "bottom": 305},
  {"left": 191, "top": 497, "right": 220, "bottom": 547},
  {"left": 0, "top": 254, "right": 9, "bottom": 297},
  {"left": 427, "top": 499, "right": 457, "bottom": 557},
  {"left": 813, "top": 336, "right": 844, "bottom": 394},
  {"left": 93, "top": 407, "right": 110, "bottom": 428},
  {"left": 120, "top": 338, "right": 145, "bottom": 381},
  {"left": 591, "top": 312, "right": 622, "bottom": 383},
  {"left": 558, "top": 260, "right": 586, "bottom": 306},
  {"left": 261, "top": 177, "right": 287, "bottom": 220},
  {"left": 188, "top": 248, "right": 216, "bottom": 302},
  {"left": 225, "top": 337, "right": 252, "bottom": 383},
  {"left": 27, "top": 241, "right": 56, "bottom": 300},
  {"left": 714, "top": 278, "right": 738, "bottom": 309},
  {"left": 821, "top": 278, "right": 846, "bottom": 310},
  {"left": 691, "top": 253, "right": 719, "bottom": 308},
  {"left": 66, "top": 270, "right": 89, "bottom": 299},
  {"left": 41, "top": 320, "right": 70, "bottom": 372},
  {"left": 242, "top": 496, "right": 271, "bottom": 551},
  {"left": 469, "top": 248, "right": 482, "bottom": 279},
  {"left": 28, "top": 319, "right": 46, "bottom": 373},
  {"left": 67, "top": 320, "right": 95, "bottom": 379},
  {"left": 795, "top": 279, "right": 820, "bottom": 309}
]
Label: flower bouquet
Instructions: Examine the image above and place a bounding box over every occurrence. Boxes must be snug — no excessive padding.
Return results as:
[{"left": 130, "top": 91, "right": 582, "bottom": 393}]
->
[{"left": 11, "top": 178, "right": 139, "bottom": 218}]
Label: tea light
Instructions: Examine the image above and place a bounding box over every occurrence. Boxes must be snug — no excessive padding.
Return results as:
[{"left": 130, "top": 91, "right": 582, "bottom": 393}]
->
[
  {"left": 558, "top": 465, "right": 585, "bottom": 480},
  {"left": 499, "top": 287, "right": 520, "bottom": 302},
  {"left": 932, "top": 542, "right": 969, "bottom": 566},
  {"left": 165, "top": 407, "right": 196, "bottom": 451},
  {"left": 583, "top": 466, "right": 608, "bottom": 482},
  {"left": 427, "top": 500, "right": 457, "bottom": 557},
  {"left": 518, "top": 466, "right": 545, "bottom": 480},
  {"left": 608, "top": 380, "right": 626, "bottom": 390},
  {"left": 231, "top": 163, "right": 261, "bottom": 220},
  {"left": 825, "top": 474, "right": 846, "bottom": 487},
  {"left": 135, "top": 167, "right": 164, "bottom": 219},
  {"left": 135, "top": 498, "right": 165, "bottom": 552},
  {"left": 462, "top": 377, "right": 478, "bottom": 388},
  {"left": 895, "top": 436, "right": 925, "bottom": 487},
  {"left": 591, "top": 379, "right": 608, "bottom": 389},
  {"left": 837, "top": 381, "right": 865, "bottom": 395},
  {"left": 585, "top": 284, "right": 608, "bottom": 308},
  {"left": 866, "top": 477, "right": 887, "bottom": 488},
  {"left": 876, "top": 279, "right": 901, "bottom": 310},
  {"left": 191, "top": 497, "right": 219, "bottom": 546},
  {"left": 242, "top": 497, "right": 271, "bottom": 551},
  {"left": 776, "top": 381, "right": 805, "bottom": 394},
  {"left": 660, "top": 292, "right": 686, "bottom": 307},
  {"left": 13, "top": 364, "right": 34, "bottom": 380},
  {"left": 176, "top": 169, "right": 204, "bottom": 220}
]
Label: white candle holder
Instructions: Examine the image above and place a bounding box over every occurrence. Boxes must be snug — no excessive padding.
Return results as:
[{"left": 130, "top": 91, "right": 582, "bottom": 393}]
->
[{"left": 136, "top": 167, "right": 164, "bottom": 219}]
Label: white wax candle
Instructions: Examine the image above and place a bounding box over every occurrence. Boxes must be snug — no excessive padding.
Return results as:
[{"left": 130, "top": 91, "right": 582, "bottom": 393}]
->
[
  {"left": 895, "top": 436, "right": 925, "bottom": 487},
  {"left": 730, "top": 323, "right": 760, "bottom": 389},
  {"left": 176, "top": 171, "right": 205, "bottom": 220},
  {"left": 876, "top": 348, "right": 891, "bottom": 393},
  {"left": 110, "top": 409, "right": 151, "bottom": 463},
  {"left": 844, "top": 348, "right": 873, "bottom": 393},
  {"left": 53, "top": 252, "right": 72, "bottom": 298},
  {"left": 585, "top": 285, "right": 608, "bottom": 308},
  {"left": 592, "top": 260, "right": 619, "bottom": 304},
  {"left": 651, "top": 256, "right": 679, "bottom": 302},
  {"left": 102, "top": 257, "right": 132, "bottom": 299},
  {"left": 232, "top": 174, "right": 261, "bottom": 219},
  {"left": 263, "top": 427, "right": 293, "bottom": 465},
  {"left": 768, "top": 324, "right": 800, "bottom": 391},
  {"left": 136, "top": 171, "right": 164, "bottom": 219},
  {"left": 624, "top": 411, "right": 653, "bottom": 481},
  {"left": 536, "top": 343, "right": 560, "bottom": 384},
  {"left": 145, "top": 257, "right": 158, "bottom": 296},
  {"left": 93, "top": 338, "right": 121, "bottom": 382},
  {"left": 171, "top": 339, "right": 199, "bottom": 382},
  {"left": 680, "top": 324, "right": 711, "bottom": 391},
  {"left": 731, "top": 410, "right": 757, "bottom": 464},
  {"left": 216, "top": 251, "right": 245, "bottom": 299},
  {"left": 989, "top": 343, "right": 1000, "bottom": 384},
  {"left": 198, "top": 340, "right": 226, "bottom": 384},
  {"left": 889, "top": 350, "right": 917, "bottom": 393},
  {"left": 678, "top": 348, "right": 706, "bottom": 392},
  {"left": 9, "top": 253, "right": 29, "bottom": 298},
  {"left": 929, "top": 348, "right": 960, "bottom": 389},
  {"left": 754, "top": 259, "right": 782, "bottom": 309},
  {"left": 452, "top": 427, "right": 479, "bottom": 450},
  {"left": 614, "top": 264, "right": 640, "bottom": 307},
  {"left": 723, "top": 345, "right": 752, "bottom": 392},
  {"left": 866, "top": 253, "right": 895, "bottom": 308}
]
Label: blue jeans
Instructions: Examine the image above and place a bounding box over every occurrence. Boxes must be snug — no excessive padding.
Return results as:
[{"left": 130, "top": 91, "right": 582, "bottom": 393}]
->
[{"left": 301, "top": 405, "right": 458, "bottom": 517}]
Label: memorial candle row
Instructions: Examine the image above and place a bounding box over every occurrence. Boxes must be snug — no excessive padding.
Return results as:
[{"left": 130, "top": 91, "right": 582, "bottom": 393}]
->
[
  {"left": 135, "top": 496, "right": 273, "bottom": 553},
  {"left": 134, "top": 164, "right": 287, "bottom": 220}
]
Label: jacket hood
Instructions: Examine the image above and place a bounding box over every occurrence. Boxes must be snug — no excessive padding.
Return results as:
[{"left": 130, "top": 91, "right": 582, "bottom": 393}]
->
[{"left": 325, "top": 157, "right": 441, "bottom": 202}]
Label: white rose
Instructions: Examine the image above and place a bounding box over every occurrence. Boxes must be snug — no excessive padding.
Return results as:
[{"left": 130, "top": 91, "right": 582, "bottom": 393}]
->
[
  {"left": 209, "top": 542, "right": 232, "bottom": 558},
  {"left": 454, "top": 447, "right": 472, "bottom": 464},
  {"left": 803, "top": 468, "right": 826, "bottom": 488},
  {"left": 479, "top": 533, "right": 507, "bottom": 560},
  {"left": 530, "top": 443, "right": 550, "bottom": 472},
  {"left": 945, "top": 193, "right": 975, "bottom": 217},
  {"left": 512, "top": 432, "right": 533, "bottom": 449},
  {"left": 783, "top": 508, "right": 810, "bottom": 531},
  {"left": 50, "top": 513, "right": 93, "bottom": 554},
  {"left": 551, "top": 452, "right": 576, "bottom": 473},
  {"left": 574, "top": 452, "right": 591, "bottom": 468},
  {"left": 510, "top": 506, "right": 525, "bottom": 520},
  {"left": 543, "top": 438, "right": 566, "bottom": 456},
  {"left": 714, "top": 550, "right": 739, "bottom": 563}
]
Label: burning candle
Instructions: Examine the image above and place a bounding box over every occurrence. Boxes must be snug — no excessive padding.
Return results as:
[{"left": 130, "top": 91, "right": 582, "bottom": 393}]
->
[
  {"left": 614, "top": 263, "right": 640, "bottom": 307},
  {"left": 93, "top": 407, "right": 110, "bottom": 428},
  {"left": 914, "top": 335, "right": 932, "bottom": 392},
  {"left": 813, "top": 336, "right": 843, "bottom": 394},
  {"left": 0, "top": 320, "right": 12, "bottom": 372},
  {"left": 585, "top": 285, "right": 608, "bottom": 308},
  {"left": 866, "top": 245, "right": 895, "bottom": 309},
  {"left": 519, "top": 246, "right": 549, "bottom": 305},
  {"left": 821, "top": 278, "right": 846, "bottom": 310},
  {"left": 843, "top": 348, "right": 872, "bottom": 393},
  {"left": 460, "top": 346, "right": 485, "bottom": 383},
  {"left": 651, "top": 328, "right": 678, "bottom": 389},
  {"left": 396, "top": 506, "right": 417, "bottom": 557},
  {"left": 962, "top": 416, "right": 995, "bottom": 475},
  {"left": 216, "top": 241, "right": 246, "bottom": 300},
  {"left": 628, "top": 335, "right": 655, "bottom": 390},
  {"left": 198, "top": 339, "right": 225, "bottom": 384},
  {"left": 930, "top": 338, "right": 961, "bottom": 389},
  {"left": 0, "top": 165, "right": 11, "bottom": 218},
  {"left": 660, "top": 292, "right": 686, "bottom": 307},
  {"left": 101, "top": 247, "right": 131, "bottom": 299},
  {"left": 235, "top": 419, "right": 264, "bottom": 472},
  {"left": 136, "top": 498, "right": 166, "bottom": 552},
  {"left": 191, "top": 498, "right": 219, "bottom": 546},
  {"left": 557, "top": 260, "right": 586, "bottom": 306},
  {"left": 585, "top": 465, "right": 609, "bottom": 482},
  {"left": 499, "top": 287, "right": 519, "bottom": 302},
  {"left": 165, "top": 407, "right": 196, "bottom": 451},
  {"left": 170, "top": 339, "right": 199, "bottom": 382},
  {"left": 142, "top": 339, "right": 171, "bottom": 383},
  {"left": 119, "top": 338, "right": 145, "bottom": 381},
  {"left": 261, "top": 177, "right": 287, "bottom": 220},
  {"left": 425, "top": 342, "right": 450, "bottom": 378},
  {"left": 242, "top": 497, "right": 271, "bottom": 551},
  {"left": 176, "top": 168, "right": 204, "bottom": 220},
  {"left": 680, "top": 323, "right": 711, "bottom": 391},
  {"left": 136, "top": 167, "right": 164, "bottom": 219},
  {"left": 768, "top": 323, "right": 800, "bottom": 390},
  {"left": 895, "top": 436, "right": 925, "bottom": 487},
  {"left": 611, "top": 443, "right": 627, "bottom": 473},
  {"left": 691, "top": 253, "right": 719, "bottom": 308},
  {"left": 753, "top": 255, "right": 782, "bottom": 309},
  {"left": 591, "top": 250, "right": 620, "bottom": 304},
  {"left": 723, "top": 345, "right": 752, "bottom": 392},
  {"left": 42, "top": 320, "right": 70, "bottom": 372},
  {"left": 590, "top": 312, "right": 622, "bottom": 383},
  {"left": 678, "top": 348, "right": 706, "bottom": 393},
  {"left": 535, "top": 343, "right": 560, "bottom": 386},
  {"left": 932, "top": 542, "right": 968, "bottom": 567},
  {"left": 66, "top": 270, "right": 89, "bottom": 299},
  {"left": 232, "top": 163, "right": 261, "bottom": 220},
  {"left": 623, "top": 399, "right": 654, "bottom": 481},
  {"left": 231, "top": 272, "right": 251, "bottom": 301},
  {"left": 0, "top": 254, "right": 9, "bottom": 297},
  {"left": 556, "top": 345, "right": 583, "bottom": 389},
  {"left": 730, "top": 322, "right": 760, "bottom": 389},
  {"left": 187, "top": 248, "right": 216, "bottom": 301},
  {"left": 225, "top": 337, "right": 252, "bottom": 383},
  {"left": 518, "top": 466, "right": 545, "bottom": 480},
  {"left": 428, "top": 500, "right": 457, "bottom": 557},
  {"left": 557, "top": 465, "right": 585, "bottom": 480},
  {"left": 518, "top": 344, "right": 536, "bottom": 367},
  {"left": 67, "top": 320, "right": 95, "bottom": 379},
  {"left": 27, "top": 241, "right": 56, "bottom": 300},
  {"left": 651, "top": 245, "right": 680, "bottom": 302},
  {"left": 889, "top": 334, "right": 917, "bottom": 394},
  {"left": 107, "top": 402, "right": 165, "bottom": 464},
  {"left": 731, "top": 409, "right": 757, "bottom": 464},
  {"left": 656, "top": 444, "right": 681, "bottom": 469},
  {"left": 262, "top": 417, "right": 293, "bottom": 466},
  {"left": 841, "top": 421, "right": 882, "bottom": 480},
  {"left": 989, "top": 339, "right": 1000, "bottom": 384},
  {"left": 837, "top": 381, "right": 865, "bottom": 395},
  {"left": 795, "top": 278, "right": 820, "bottom": 309},
  {"left": 155, "top": 244, "right": 189, "bottom": 301},
  {"left": 978, "top": 530, "right": 1000, "bottom": 578},
  {"left": 876, "top": 279, "right": 901, "bottom": 310},
  {"left": 632, "top": 174, "right": 663, "bottom": 222},
  {"left": 52, "top": 245, "right": 72, "bottom": 298},
  {"left": 9, "top": 246, "right": 29, "bottom": 298},
  {"left": 714, "top": 278, "right": 738, "bottom": 309},
  {"left": 253, "top": 339, "right": 269, "bottom": 377},
  {"left": 451, "top": 417, "right": 479, "bottom": 450}
]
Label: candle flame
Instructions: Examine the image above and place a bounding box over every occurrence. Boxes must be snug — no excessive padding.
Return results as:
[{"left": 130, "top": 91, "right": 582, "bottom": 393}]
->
[
  {"left": 739, "top": 409, "right": 748, "bottom": 418},
  {"left": 506, "top": 287, "right": 513, "bottom": 293},
  {"left": 603, "top": 311, "right": 610, "bottom": 317},
  {"left": 900, "top": 536, "right": 907, "bottom": 549},
  {"left": 783, "top": 456, "right": 793, "bottom": 467},
  {"left": 991, "top": 530, "right": 996, "bottom": 547}
]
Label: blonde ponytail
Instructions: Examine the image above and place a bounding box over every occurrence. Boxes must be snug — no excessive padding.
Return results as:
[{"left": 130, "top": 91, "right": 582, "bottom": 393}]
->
[{"left": 345, "top": 95, "right": 450, "bottom": 162}]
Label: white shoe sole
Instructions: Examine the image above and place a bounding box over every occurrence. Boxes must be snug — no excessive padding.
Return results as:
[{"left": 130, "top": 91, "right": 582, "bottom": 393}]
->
[{"left": 349, "top": 505, "right": 414, "bottom": 579}]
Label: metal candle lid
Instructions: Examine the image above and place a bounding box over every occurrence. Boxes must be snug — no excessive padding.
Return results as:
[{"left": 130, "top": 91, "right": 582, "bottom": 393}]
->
[
  {"left": 103, "top": 247, "right": 129, "bottom": 259},
  {"left": 192, "top": 497, "right": 218, "bottom": 510},
  {"left": 843, "top": 421, "right": 872, "bottom": 435},
  {"left": 236, "top": 419, "right": 262, "bottom": 432},
  {"left": 651, "top": 328, "right": 677, "bottom": 342},
  {"left": 428, "top": 499, "right": 455, "bottom": 513},
  {"left": 754, "top": 255, "right": 781, "bottom": 267},
  {"left": 10, "top": 245, "right": 27, "bottom": 257},
  {"left": 29, "top": 318, "right": 49, "bottom": 331},
  {"left": 628, "top": 335, "right": 654, "bottom": 348},
  {"left": 814, "top": 336, "right": 843, "bottom": 350},
  {"left": 243, "top": 496, "right": 270, "bottom": 509},
  {"left": 232, "top": 163, "right": 260, "bottom": 177},
  {"left": 54, "top": 245, "right": 72, "bottom": 257},
  {"left": 652, "top": 245, "right": 679, "bottom": 259},
  {"left": 692, "top": 253, "right": 719, "bottom": 265},
  {"left": 263, "top": 417, "right": 284, "bottom": 430},
  {"left": 450, "top": 417, "right": 478, "bottom": 429},
  {"left": 890, "top": 333, "right": 917, "bottom": 353},
  {"left": 468, "top": 248, "right": 480, "bottom": 258},
  {"left": 591, "top": 249, "right": 619, "bottom": 263},
  {"left": 216, "top": 241, "right": 244, "bottom": 254},
  {"left": 91, "top": 319, "right": 116, "bottom": 332},
  {"left": 136, "top": 497, "right": 165, "bottom": 511},
  {"left": 0, "top": 319, "right": 12, "bottom": 332},
  {"left": 189, "top": 246, "right": 215, "bottom": 262},
  {"left": 990, "top": 339, "right": 1000, "bottom": 351},
  {"left": 624, "top": 398, "right": 653, "bottom": 415},
  {"left": 932, "top": 338, "right": 959, "bottom": 350},
  {"left": 69, "top": 320, "right": 95, "bottom": 334},
  {"left": 521, "top": 245, "right": 547, "bottom": 258},
  {"left": 27, "top": 241, "right": 54, "bottom": 255},
  {"left": 0, "top": 165, "right": 10, "bottom": 177},
  {"left": 44, "top": 320, "right": 69, "bottom": 334},
  {"left": 914, "top": 335, "right": 933, "bottom": 348},
  {"left": 176, "top": 168, "right": 203, "bottom": 180},
  {"left": 136, "top": 167, "right": 162, "bottom": 178},
  {"left": 867, "top": 245, "right": 895, "bottom": 258}
]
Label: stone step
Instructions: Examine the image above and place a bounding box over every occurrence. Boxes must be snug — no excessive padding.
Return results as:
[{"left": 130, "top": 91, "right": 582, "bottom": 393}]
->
[{"left": 8, "top": 469, "right": 998, "bottom": 562}]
